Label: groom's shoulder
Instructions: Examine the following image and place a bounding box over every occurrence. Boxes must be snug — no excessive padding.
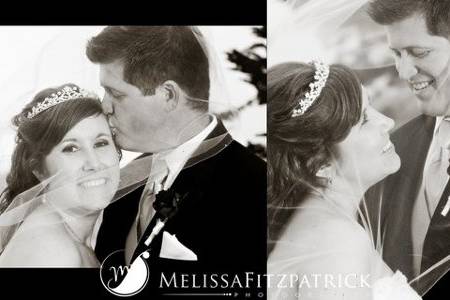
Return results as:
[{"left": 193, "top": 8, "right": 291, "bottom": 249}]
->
[
  {"left": 219, "top": 140, "right": 266, "bottom": 174},
  {"left": 206, "top": 140, "right": 266, "bottom": 195},
  {"left": 392, "top": 114, "right": 432, "bottom": 142}
]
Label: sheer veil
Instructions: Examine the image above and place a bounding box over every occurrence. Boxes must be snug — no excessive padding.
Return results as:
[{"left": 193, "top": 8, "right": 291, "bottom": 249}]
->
[
  {"left": 0, "top": 26, "right": 233, "bottom": 265},
  {"left": 268, "top": 0, "right": 450, "bottom": 297}
]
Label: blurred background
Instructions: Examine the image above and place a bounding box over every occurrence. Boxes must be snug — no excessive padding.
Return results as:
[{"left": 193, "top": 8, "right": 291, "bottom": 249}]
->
[
  {"left": 269, "top": 0, "right": 421, "bottom": 130},
  {"left": 0, "top": 26, "right": 266, "bottom": 190}
]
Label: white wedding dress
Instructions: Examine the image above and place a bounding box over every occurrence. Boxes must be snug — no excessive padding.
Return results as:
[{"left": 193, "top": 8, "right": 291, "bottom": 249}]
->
[{"left": 268, "top": 197, "right": 422, "bottom": 300}]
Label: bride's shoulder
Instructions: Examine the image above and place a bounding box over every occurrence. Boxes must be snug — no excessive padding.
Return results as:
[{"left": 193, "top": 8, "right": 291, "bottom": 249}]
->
[
  {"left": 318, "top": 217, "right": 372, "bottom": 246},
  {"left": 289, "top": 212, "right": 373, "bottom": 253},
  {"left": 270, "top": 214, "right": 375, "bottom": 272},
  {"left": 0, "top": 220, "right": 81, "bottom": 267}
]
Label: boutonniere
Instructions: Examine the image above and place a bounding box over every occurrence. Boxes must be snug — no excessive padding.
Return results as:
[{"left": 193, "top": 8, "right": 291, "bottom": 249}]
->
[
  {"left": 144, "top": 189, "right": 189, "bottom": 247},
  {"left": 153, "top": 188, "right": 188, "bottom": 220}
]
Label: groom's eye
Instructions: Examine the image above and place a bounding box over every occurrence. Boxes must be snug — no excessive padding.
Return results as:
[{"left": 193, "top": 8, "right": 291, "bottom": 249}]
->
[
  {"left": 104, "top": 87, "right": 124, "bottom": 100},
  {"left": 113, "top": 94, "right": 125, "bottom": 100},
  {"left": 109, "top": 90, "right": 124, "bottom": 100},
  {"left": 410, "top": 48, "right": 431, "bottom": 58}
]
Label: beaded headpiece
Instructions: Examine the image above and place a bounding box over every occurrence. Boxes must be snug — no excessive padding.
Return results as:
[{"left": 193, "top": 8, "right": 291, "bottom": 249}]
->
[
  {"left": 26, "top": 86, "right": 92, "bottom": 119},
  {"left": 292, "top": 60, "right": 330, "bottom": 118}
]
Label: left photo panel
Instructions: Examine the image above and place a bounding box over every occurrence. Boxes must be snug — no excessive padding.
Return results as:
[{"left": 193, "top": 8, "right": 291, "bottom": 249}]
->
[{"left": 0, "top": 26, "right": 267, "bottom": 299}]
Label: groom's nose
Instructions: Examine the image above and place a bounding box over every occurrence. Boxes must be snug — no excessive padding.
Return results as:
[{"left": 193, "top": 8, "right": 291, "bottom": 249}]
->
[
  {"left": 102, "top": 96, "right": 114, "bottom": 115},
  {"left": 396, "top": 55, "right": 418, "bottom": 81}
]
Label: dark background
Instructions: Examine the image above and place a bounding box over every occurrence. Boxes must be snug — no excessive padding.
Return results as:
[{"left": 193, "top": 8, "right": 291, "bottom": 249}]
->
[{"left": 0, "top": 1, "right": 266, "bottom": 299}]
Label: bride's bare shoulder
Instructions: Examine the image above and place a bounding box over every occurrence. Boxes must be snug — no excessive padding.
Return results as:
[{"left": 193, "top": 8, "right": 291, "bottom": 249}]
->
[
  {"left": 271, "top": 213, "right": 375, "bottom": 273},
  {"left": 0, "top": 218, "right": 81, "bottom": 267},
  {"left": 285, "top": 209, "right": 373, "bottom": 249}
]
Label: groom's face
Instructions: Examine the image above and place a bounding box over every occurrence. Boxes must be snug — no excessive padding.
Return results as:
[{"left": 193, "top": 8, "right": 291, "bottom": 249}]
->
[
  {"left": 99, "top": 61, "right": 174, "bottom": 153},
  {"left": 386, "top": 14, "right": 450, "bottom": 116}
]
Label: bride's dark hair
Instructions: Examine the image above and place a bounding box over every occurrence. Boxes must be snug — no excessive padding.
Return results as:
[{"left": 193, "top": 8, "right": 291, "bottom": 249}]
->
[
  {"left": 268, "top": 62, "right": 363, "bottom": 252},
  {"left": 0, "top": 83, "right": 115, "bottom": 213}
]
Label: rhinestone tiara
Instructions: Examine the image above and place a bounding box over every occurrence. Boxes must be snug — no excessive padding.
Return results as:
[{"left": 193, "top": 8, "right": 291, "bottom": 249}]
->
[
  {"left": 27, "top": 86, "right": 93, "bottom": 119},
  {"left": 292, "top": 60, "right": 330, "bottom": 118}
]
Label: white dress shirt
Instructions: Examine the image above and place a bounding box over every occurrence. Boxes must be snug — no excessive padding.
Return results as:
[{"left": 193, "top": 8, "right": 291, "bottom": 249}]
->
[{"left": 411, "top": 116, "right": 450, "bottom": 275}]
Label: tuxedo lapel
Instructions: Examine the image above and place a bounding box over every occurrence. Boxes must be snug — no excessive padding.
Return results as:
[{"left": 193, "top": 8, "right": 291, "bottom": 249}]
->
[
  {"left": 411, "top": 178, "right": 450, "bottom": 294},
  {"left": 382, "top": 115, "right": 435, "bottom": 279},
  {"left": 131, "top": 211, "right": 165, "bottom": 262},
  {"left": 419, "top": 179, "right": 450, "bottom": 279},
  {"left": 130, "top": 148, "right": 218, "bottom": 263},
  {"left": 130, "top": 120, "right": 231, "bottom": 263}
]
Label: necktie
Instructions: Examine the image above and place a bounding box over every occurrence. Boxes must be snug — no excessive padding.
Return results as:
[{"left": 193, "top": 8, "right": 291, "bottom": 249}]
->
[
  {"left": 137, "top": 159, "right": 169, "bottom": 240},
  {"left": 424, "top": 119, "right": 450, "bottom": 217},
  {"left": 419, "top": 119, "right": 450, "bottom": 287}
]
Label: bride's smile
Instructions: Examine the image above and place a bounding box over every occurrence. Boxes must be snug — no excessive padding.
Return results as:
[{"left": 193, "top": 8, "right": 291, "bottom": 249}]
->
[
  {"left": 43, "top": 114, "right": 120, "bottom": 212},
  {"left": 333, "top": 86, "right": 400, "bottom": 191}
]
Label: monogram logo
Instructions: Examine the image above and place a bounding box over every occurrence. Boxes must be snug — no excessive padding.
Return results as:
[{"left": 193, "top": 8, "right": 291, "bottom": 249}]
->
[{"left": 100, "top": 250, "right": 150, "bottom": 297}]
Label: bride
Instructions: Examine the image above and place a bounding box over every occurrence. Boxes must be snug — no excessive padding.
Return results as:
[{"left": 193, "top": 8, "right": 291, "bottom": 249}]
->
[
  {"left": 0, "top": 83, "right": 121, "bottom": 267},
  {"left": 267, "top": 61, "right": 421, "bottom": 299}
]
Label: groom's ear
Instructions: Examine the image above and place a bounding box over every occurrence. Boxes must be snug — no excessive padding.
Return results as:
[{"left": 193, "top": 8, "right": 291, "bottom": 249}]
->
[{"left": 158, "top": 80, "right": 181, "bottom": 112}]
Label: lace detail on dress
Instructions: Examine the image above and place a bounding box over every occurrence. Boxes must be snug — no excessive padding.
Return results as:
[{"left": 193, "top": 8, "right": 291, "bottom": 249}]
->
[{"left": 372, "top": 271, "right": 422, "bottom": 300}]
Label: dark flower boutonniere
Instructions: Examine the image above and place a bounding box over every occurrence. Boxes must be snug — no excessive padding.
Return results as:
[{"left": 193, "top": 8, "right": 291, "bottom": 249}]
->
[{"left": 153, "top": 188, "right": 188, "bottom": 220}]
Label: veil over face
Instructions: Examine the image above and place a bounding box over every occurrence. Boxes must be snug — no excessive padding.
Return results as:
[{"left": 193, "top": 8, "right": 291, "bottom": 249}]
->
[
  {"left": 0, "top": 27, "right": 236, "bottom": 264},
  {"left": 268, "top": 0, "right": 450, "bottom": 297}
]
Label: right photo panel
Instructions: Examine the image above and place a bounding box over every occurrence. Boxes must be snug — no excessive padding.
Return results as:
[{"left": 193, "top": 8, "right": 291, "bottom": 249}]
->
[{"left": 267, "top": 0, "right": 450, "bottom": 299}]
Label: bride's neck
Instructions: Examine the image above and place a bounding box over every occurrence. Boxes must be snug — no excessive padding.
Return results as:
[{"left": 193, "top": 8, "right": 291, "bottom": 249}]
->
[
  {"left": 318, "top": 177, "right": 366, "bottom": 219},
  {"left": 62, "top": 210, "right": 99, "bottom": 246}
]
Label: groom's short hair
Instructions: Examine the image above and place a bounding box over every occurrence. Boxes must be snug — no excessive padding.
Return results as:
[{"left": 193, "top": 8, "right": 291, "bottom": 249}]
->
[
  {"left": 368, "top": 0, "right": 450, "bottom": 38},
  {"left": 86, "top": 26, "right": 209, "bottom": 112}
]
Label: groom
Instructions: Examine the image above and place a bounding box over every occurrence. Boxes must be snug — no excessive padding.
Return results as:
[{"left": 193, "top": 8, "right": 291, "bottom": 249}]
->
[
  {"left": 86, "top": 26, "right": 266, "bottom": 295},
  {"left": 366, "top": 0, "right": 450, "bottom": 294}
]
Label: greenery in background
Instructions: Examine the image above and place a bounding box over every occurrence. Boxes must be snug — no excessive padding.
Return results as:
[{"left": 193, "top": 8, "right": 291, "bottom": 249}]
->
[{"left": 222, "top": 26, "right": 267, "bottom": 160}]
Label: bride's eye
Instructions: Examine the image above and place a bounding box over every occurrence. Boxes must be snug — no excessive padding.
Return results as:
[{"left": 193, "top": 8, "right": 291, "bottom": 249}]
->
[
  {"left": 94, "top": 139, "right": 110, "bottom": 148},
  {"left": 62, "top": 144, "right": 79, "bottom": 153}
]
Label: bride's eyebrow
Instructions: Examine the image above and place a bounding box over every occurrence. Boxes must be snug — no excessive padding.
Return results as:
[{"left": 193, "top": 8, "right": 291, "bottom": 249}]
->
[{"left": 61, "top": 138, "right": 77, "bottom": 143}]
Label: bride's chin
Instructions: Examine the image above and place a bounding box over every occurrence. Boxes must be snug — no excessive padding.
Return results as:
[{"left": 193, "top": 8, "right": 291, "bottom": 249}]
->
[
  {"left": 379, "top": 154, "right": 401, "bottom": 181},
  {"left": 387, "top": 152, "right": 401, "bottom": 174}
]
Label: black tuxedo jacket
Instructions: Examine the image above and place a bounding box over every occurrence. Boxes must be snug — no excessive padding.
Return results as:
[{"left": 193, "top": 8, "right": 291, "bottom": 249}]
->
[
  {"left": 95, "top": 121, "right": 267, "bottom": 296},
  {"left": 365, "top": 115, "right": 450, "bottom": 294}
]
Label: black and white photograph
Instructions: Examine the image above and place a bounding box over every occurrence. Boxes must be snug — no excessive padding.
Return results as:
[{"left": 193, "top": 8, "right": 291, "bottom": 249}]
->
[
  {"left": 268, "top": 0, "right": 450, "bottom": 299},
  {"left": 0, "top": 26, "right": 267, "bottom": 298}
]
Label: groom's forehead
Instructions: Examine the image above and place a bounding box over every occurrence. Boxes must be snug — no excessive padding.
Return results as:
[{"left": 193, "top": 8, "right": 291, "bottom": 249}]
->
[
  {"left": 385, "top": 14, "right": 434, "bottom": 47},
  {"left": 100, "top": 61, "right": 125, "bottom": 84},
  {"left": 99, "top": 62, "right": 140, "bottom": 94}
]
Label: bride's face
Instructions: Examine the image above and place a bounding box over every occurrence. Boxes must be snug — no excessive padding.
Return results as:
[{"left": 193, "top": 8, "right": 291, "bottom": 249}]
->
[
  {"left": 333, "top": 87, "right": 401, "bottom": 190},
  {"left": 42, "top": 114, "right": 120, "bottom": 213}
]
